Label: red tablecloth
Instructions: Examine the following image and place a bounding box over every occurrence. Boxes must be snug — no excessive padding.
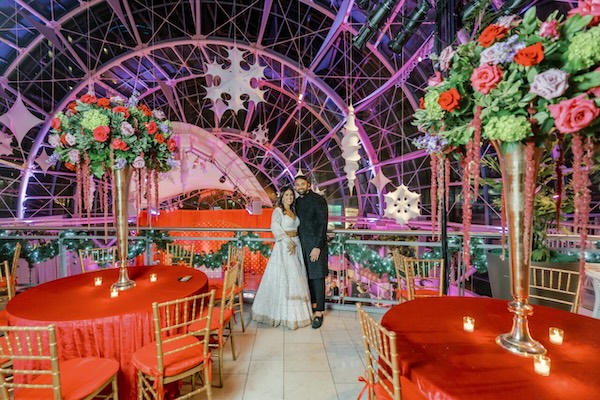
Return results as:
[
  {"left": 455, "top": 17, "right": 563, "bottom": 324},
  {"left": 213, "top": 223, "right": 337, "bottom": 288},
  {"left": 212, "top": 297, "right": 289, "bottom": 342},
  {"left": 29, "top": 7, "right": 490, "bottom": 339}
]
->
[
  {"left": 6, "top": 266, "right": 208, "bottom": 399},
  {"left": 381, "top": 297, "right": 600, "bottom": 400}
]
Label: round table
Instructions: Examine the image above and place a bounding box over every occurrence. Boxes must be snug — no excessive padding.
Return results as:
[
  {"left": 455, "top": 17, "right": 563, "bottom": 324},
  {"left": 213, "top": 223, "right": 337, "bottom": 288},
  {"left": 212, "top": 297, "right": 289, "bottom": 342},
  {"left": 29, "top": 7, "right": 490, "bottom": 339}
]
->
[
  {"left": 381, "top": 297, "right": 600, "bottom": 400},
  {"left": 6, "top": 266, "right": 208, "bottom": 399}
]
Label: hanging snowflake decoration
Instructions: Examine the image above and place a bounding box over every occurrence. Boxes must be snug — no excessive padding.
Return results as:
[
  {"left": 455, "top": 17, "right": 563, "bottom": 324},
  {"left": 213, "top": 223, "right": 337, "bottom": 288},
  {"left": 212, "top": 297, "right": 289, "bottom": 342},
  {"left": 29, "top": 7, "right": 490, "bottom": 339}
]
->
[
  {"left": 203, "top": 47, "right": 267, "bottom": 119},
  {"left": 383, "top": 184, "right": 421, "bottom": 225},
  {"left": 341, "top": 105, "right": 361, "bottom": 194},
  {"left": 251, "top": 124, "right": 269, "bottom": 144}
]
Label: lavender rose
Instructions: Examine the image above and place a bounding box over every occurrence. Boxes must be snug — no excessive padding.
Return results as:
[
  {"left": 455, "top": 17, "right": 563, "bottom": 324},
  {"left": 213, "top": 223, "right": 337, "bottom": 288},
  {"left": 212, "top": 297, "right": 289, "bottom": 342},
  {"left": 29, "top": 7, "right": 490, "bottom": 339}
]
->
[
  {"left": 64, "top": 133, "right": 76, "bottom": 146},
  {"left": 438, "top": 46, "right": 455, "bottom": 71},
  {"left": 152, "top": 109, "right": 166, "bottom": 120},
  {"left": 114, "top": 157, "right": 127, "bottom": 170},
  {"left": 68, "top": 149, "right": 80, "bottom": 163},
  {"left": 530, "top": 69, "right": 569, "bottom": 100},
  {"left": 121, "top": 121, "right": 135, "bottom": 136},
  {"left": 132, "top": 155, "right": 145, "bottom": 169}
]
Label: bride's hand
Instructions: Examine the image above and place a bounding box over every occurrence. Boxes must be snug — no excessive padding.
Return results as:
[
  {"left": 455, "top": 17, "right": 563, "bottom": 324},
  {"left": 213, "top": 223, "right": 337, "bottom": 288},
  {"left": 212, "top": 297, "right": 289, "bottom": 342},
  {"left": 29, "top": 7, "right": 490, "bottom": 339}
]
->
[{"left": 287, "top": 241, "right": 296, "bottom": 255}]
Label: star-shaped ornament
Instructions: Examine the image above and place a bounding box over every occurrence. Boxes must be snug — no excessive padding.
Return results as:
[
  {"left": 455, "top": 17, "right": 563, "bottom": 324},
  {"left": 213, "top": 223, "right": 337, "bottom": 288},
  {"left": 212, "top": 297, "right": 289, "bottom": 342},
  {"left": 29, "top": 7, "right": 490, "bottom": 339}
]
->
[
  {"left": 0, "top": 94, "right": 44, "bottom": 144},
  {"left": 370, "top": 170, "right": 391, "bottom": 192},
  {"left": 34, "top": 148, "right": 53, "bottom": 174}
]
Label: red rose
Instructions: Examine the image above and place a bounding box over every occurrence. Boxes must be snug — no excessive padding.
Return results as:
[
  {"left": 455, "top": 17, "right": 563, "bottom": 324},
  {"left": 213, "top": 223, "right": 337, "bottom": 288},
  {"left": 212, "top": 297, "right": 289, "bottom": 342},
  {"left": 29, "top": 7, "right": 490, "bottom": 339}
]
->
[
  {"left": 111, "top": 138, "right": 129, "bottom": 151},
  {"left": 548, "top": 95, "right": 600, "bottom": 134},
  {"left": 113, "top": 106, "right": 130, "bottom": 119},
  {"left": 145, "top": 121, "right": 157, "bottom": 134},
  {"left": 68, "top": 102, "right": 78, "bottom": 114},
  {"left": 478, "top": 24, "right": 509, "bottom": 48},
  {"left": 93, "top": 126, "right": 110, "bottom": 142},
  {"left": 167, "top": 138, "right": 176, "bottom": 152},
  {"left": 138, "top": 104, "right": 152, "bottom": 117},
  {"left": 470, "top": 65, "right": 504, "bottom": 94},
  {"left": 419, "top": 97, "right": 425, "bottom": 109},
  {"left": 65, "top": 162, "right": 76, "bottom": 171},
  {"left": 437, "top": 88, "right": 461, "bottom": 112},
  {"left": 51, "top": 117, "right": 61, "bottom": 131},
  {"left": 80, "top": 94, "right": 97, "bottom": 104},
  {"left": 97, "top": 98, "right": 111, "bottom": 108},
  {"left": 514, "top": 42, "right": 544, "bottom": 66},
  {"left": 60, "top": 133, "right": 69, "bottom": 146},
  {"left": 154, "top": 133, "right": 165, "bottom": 144}
]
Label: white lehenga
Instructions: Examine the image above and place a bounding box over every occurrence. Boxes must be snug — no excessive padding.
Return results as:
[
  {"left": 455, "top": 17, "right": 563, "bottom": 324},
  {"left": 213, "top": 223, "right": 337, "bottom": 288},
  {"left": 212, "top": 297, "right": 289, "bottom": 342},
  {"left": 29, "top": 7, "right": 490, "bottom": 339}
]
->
[{"left": 252, "top": 207, "right": 312, "bottom": 330}]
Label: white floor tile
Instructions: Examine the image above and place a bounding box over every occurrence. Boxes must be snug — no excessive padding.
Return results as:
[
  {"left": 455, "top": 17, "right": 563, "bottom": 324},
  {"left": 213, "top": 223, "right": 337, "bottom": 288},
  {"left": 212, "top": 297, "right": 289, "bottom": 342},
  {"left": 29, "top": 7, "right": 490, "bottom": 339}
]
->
[
  {"left": 284, "top": 371, "right": 338, "bottom": 400},
  {"left": 284, "top": 342, "right": 330, "bottom": 372},
  {"left": 243, "top": 360, "right": 284, "bottom": 400},
  {"left": 335, "top": 382, "right": 366, "bottom": 400}
]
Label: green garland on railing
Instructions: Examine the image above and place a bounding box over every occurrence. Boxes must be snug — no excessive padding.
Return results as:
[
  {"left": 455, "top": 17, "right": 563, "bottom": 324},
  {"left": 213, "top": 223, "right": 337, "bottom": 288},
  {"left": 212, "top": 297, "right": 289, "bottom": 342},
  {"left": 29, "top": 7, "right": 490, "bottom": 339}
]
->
[
  {"left": 421, "top": 237, "right": 487, "bottom": 273},
  {"left": 330, "top": 234, "right": 398, "bottom": 278},
  {"left": 190, "top": 232, "right": 272, "bottom": 270}
]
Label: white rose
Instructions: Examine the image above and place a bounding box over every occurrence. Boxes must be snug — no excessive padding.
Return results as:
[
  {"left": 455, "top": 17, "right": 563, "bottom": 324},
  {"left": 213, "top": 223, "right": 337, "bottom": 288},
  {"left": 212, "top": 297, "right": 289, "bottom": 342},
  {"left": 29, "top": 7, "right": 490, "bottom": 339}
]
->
[
  {"left": 48, "top": 134, "right": 61, "bottom": 148},
  {"left": 121, "top": 121, "right": 135, "bottom": 136},
  {"left": 65, "top": 133, "right": 76, "bottom": 146},
  {"left": 132, "top": 156, "right": 145, "bottom": 169},
  {"left": 530, "top": 69, "right": 569, "bottom": 100},
  {"left": 438, "top": 46, "right": 455, "bottom": 71},
  {"left": 68, "top": 149, "right": 80, "bottom": 163},
  {"left": 110, "top": 96, "right": 125, "bottom": 105},
  {"left": 152, "top": 109, "right": 166, "bottom": 119}
]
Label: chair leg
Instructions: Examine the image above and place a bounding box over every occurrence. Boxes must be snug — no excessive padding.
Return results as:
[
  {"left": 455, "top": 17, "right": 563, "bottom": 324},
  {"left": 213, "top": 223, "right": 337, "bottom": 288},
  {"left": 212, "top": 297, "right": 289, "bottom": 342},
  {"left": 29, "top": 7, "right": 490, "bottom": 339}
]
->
[
  {"left": 137, "top": 371, "right": 143, "bottom": 400},
  {"left": 112, "top": 376, "right": 119, "bottom": 400},
  {"left": 217, "top": 345, "right": 224, "bottom": 388},
  {"left": 229, "top": 320, "right": 237, "bottom": 361},
  {"left": 238, "top": 295, "right": 246, "bottom": 332},
  {"left": 205, "top": 363, "right": 213, "bottom": 400}
]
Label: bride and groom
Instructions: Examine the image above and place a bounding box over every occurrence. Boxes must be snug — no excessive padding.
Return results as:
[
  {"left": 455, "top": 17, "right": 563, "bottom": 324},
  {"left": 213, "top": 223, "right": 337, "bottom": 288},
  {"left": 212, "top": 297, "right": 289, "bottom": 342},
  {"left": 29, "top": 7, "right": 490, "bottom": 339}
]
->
[{"left": 252, "top": 173, "right": 329, "bottom": 330}]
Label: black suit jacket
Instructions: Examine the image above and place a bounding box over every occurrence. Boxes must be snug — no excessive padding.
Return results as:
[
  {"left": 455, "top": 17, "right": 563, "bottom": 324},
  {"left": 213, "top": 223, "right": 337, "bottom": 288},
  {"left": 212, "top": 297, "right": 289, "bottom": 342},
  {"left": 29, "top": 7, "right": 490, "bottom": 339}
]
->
[{"left": 295, "top": 190, "right": 329, "bottom": 279}]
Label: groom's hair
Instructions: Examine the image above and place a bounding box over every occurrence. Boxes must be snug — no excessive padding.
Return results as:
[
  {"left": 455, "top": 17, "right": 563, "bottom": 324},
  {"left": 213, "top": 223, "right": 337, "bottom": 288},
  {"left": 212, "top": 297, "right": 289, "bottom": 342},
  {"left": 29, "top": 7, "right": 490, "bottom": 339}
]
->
[{"left": 294, "top": 174, "right": 309, "bottom": 183}]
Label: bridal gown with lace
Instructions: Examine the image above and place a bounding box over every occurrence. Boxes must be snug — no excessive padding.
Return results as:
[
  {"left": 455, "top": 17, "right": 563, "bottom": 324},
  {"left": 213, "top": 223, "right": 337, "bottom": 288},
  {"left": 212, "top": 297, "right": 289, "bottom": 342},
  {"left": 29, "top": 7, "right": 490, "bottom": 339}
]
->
[{"left": 252, "top": 207, "right": 312, "bottom": 330}]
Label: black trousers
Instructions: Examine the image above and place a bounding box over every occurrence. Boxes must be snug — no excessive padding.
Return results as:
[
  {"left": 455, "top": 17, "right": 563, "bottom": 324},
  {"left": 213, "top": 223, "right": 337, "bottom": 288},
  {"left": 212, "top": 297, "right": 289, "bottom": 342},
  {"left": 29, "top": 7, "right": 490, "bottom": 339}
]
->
[{"left": 308, "top": 277, "right": 326, "bottom": 312}]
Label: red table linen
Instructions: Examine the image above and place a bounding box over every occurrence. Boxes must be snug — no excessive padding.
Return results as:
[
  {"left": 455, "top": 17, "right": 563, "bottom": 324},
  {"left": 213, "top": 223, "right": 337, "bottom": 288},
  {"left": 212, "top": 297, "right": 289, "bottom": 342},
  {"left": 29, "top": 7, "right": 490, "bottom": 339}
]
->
[
  {"left": 381, "top": 297, "right": 600, "bottom": 400},
  {"left": 6, "top": 266, "right": 208, "bottom": 399}
]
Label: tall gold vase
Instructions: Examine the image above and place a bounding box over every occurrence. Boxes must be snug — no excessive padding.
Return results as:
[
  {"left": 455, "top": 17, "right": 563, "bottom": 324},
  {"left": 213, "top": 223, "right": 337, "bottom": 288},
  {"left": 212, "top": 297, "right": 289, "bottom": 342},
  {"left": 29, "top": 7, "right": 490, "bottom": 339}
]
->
[
  {"left": 493, "top": 142, "right": 545, "bottom": 357},
  {"left": 110, "top": 166, "right": 136, "bottom": 291}
]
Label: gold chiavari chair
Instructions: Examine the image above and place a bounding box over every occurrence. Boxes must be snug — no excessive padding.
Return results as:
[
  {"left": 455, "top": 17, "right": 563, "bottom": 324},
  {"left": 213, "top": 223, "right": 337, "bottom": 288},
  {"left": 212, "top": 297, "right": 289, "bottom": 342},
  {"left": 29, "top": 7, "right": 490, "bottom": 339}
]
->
[
  {"left": 78, "top": 246, "right": 117, "bottom": 273},
  {"left": 133, "top": 291, "right": 215, "bottom": 400},
  {"left": 163, "top": 243, "right": 194, "bottom": 267},
  {"left": 356, "top": 303, "right": 401, "bottom": 400},
  {"left": 0, "top": 243, "right": 21, "bottom": 302},
  {"left": 391, "top": 250, "right": 408, "bottom": 303},
  {"left": 403, "top": 257, "right": 445, "bottom": 302},
  {"left": 529, "top": 263, "right": 581, "bottom": 313},
  {"left": 208, "top": 244, "right": 246, "bottom": 332},
  {"left": 190, "top": 261, "right": 240, "bottom": 388},
  {"left": 0, "top": 324, "right": 119, "bottom": 400}
]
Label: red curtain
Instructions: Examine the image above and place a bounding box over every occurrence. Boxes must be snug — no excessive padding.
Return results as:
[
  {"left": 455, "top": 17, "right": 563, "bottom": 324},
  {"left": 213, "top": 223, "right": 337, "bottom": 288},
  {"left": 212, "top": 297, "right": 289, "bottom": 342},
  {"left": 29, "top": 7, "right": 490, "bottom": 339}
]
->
[{"left": 139, "top": 209, "right": 274, "bottom": 275}]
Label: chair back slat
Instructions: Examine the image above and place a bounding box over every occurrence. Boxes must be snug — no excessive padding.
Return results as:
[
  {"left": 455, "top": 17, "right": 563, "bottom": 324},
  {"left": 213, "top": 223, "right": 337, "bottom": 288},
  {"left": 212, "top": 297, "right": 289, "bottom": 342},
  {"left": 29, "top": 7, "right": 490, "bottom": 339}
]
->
[
  {"left": 530, "top": 264, "right": 581, "bottom": 312},
  {"left": 164, "top": 243, "right": 194, "bottom": 267},
  {"left": 404, "top": 258, "right": 444, "bottom": 301},
  {"left": 152, "top": 290, "right": 215, "bottom": 375},
  {"left": 0, "top": 325, "right": 61, "bottom": 399},
  {"left": 356, "top": 304, "right": 401, "bottom": 400},
  {"left": 227, "top": 244, "right": 244, "bottom": 286},
  {"left": 220, "top": 262, "right": 240, "bottom": 322}
]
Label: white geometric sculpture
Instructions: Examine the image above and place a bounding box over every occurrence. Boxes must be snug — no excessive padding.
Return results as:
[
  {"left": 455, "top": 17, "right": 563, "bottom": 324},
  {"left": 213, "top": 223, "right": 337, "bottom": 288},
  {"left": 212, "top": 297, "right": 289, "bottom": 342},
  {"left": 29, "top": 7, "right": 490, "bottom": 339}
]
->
[
  {"left": 370, "top": 170, "right": 391, "bottom": 192},
  {"left": 34, "top": 148, "right": 53, "bottom": 174},
  {"left": 0, "top": 132, "right": 12, "bottom": 156},
  {"left": 252, "top": 124, "right": 269, "bottom": 144},
  {"left": 0, "top": 94, "right": 44, "bottom": 145},
  {"left": 203, "top": 47, "right": 267, "bottom": 118},
  {"left": 340, "top": 104, "right": 361, "bottom": 194},
  {"left": 384, "top": 184, "right": 421, "bottom": 225}
]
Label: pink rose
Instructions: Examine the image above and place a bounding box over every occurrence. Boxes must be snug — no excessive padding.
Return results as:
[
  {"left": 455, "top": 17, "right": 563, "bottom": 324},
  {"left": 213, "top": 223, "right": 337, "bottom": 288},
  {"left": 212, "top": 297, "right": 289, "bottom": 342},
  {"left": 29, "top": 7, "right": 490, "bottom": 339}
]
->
[
  {"left": 548, "top": 95, "right": 600, "bottom": 134},
  {"left": 569, "top": 0, "right": 600, "bottom": 26},
  {"left": 438, "top": 46, "right": 455, "bottom": 72},
  {"left": 539, "top": 20, "right": 559, "bottom": 39},
  {"left": 111, "top": 138, "right": 129, "bottom": 151},
  {"left": 427, "top": 71, "right": 444, "bottom": 87},
  {"left": 470, "top": 65, "right": 503, "bottom": 94},
  {"left": 48, "top": 134, "right": 61, "bottom": 148},
  {"left": 530, "top": 69, "right": 569, "bottom": 100}
]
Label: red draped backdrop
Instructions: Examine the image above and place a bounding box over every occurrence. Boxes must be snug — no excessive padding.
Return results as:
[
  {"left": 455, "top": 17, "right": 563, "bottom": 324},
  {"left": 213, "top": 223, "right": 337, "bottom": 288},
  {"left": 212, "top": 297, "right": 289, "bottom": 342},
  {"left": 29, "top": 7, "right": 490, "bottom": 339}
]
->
[{"left": 138, "top": 209, "right": 274, "bottom": 276}]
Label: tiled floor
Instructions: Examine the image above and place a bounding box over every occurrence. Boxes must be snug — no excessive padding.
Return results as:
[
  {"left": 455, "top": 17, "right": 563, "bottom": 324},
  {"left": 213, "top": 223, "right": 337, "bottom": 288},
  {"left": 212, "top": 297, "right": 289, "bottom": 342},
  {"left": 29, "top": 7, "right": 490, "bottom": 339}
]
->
[{"left": 183, "top": 304, "right": 373, "bottom": 400}]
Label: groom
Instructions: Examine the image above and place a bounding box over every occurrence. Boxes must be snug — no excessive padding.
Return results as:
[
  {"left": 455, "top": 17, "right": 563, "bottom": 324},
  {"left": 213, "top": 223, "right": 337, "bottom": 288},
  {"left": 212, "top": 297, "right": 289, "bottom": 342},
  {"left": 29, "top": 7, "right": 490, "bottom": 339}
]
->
[{"left": 294, "top": 172, "right": 329, "bottom": 329}]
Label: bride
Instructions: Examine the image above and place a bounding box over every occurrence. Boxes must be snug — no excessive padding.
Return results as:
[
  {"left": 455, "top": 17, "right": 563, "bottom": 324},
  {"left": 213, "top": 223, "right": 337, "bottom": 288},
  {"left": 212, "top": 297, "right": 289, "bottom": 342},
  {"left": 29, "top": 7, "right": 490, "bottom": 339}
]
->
[{"left": 252, "top": 186, "right": 312, "bottom": 330}]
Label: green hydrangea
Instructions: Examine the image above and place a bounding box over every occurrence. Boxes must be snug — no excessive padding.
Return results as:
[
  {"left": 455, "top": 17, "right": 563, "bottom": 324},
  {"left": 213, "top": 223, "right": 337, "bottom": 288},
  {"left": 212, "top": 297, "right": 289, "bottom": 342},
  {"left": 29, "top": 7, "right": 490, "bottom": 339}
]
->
[
  {"left": 79, "top": 109, "right": 110, "bottom": 132},
  {"left": 483, "top": 115, "right": 532, "bottom": 142},
  {"left": 424, "top": 91, "right": 445, "bottom": 121},
  {"left": 55, "top": 112, "right": 70, "bottom": 130},
  {"left": 567, "top": 26, "right": 600, "bottom": 71}
]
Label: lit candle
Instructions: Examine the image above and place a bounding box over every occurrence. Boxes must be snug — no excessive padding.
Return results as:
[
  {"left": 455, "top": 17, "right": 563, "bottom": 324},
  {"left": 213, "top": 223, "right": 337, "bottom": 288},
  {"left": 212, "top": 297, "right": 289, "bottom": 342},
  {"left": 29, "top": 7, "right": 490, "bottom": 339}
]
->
[
  {"left": 549, "top": 327, "right": 564, "bottom": 345},
  {"left": 150, "top": 273, "right": 158, "bottom": 283},
  {"left": 94, "top": 277, "right": 103, "bottom": 286},
  {"left": 463, "top": 316, "right": 475, "bottom": 332},
  {"left": 110, "top": 288, "right": 119, "bottom": 298},
  {"left": 534, "top": 355, "right": 551, "bottom": 376}
]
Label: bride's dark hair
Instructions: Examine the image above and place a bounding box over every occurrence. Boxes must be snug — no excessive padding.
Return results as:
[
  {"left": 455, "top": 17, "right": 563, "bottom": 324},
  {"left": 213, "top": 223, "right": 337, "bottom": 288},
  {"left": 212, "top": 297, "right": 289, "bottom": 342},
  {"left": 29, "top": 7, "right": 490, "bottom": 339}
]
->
[{"left": 276, "top": 186, "right": 296, "bottom": 210}]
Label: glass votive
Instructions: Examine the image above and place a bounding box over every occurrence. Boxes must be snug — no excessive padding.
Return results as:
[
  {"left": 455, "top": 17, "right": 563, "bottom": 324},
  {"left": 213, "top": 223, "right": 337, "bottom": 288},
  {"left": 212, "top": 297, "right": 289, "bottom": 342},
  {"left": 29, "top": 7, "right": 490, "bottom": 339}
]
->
[
  {"left": 110, "top": 288, "right": 119, "bottom": 298},
  {"left": 463, "top": 316, "right": 475, "bottom": 332},
  {"left": 534, "top": 355, "right": 551, "bottom": 376},
  {"left": 549, "top": 327, "right": 564, "bottom": 345},
  {"left": 94, "top": 277, "right": 103, "bottom": 286},
  {"left": 150, "top": 273, "right": 158, "bottom": 283}
]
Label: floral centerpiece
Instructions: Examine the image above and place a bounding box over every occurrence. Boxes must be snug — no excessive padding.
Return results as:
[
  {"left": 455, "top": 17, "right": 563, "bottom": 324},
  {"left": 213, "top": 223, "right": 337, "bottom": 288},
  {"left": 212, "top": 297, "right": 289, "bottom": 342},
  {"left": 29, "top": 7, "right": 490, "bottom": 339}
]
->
[
  {"left": 48, "top": 91, "right": 178, "bottom": 215},
  {"left": 413, "top": 3, "right": 600, "bottom": 271}
]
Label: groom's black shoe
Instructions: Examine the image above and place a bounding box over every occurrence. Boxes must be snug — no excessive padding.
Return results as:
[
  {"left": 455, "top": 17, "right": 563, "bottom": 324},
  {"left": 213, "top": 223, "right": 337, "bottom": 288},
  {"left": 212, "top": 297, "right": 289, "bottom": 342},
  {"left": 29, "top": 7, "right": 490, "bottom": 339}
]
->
[{"left": 312, "top": 315, "right": 323, "bottom": 329}]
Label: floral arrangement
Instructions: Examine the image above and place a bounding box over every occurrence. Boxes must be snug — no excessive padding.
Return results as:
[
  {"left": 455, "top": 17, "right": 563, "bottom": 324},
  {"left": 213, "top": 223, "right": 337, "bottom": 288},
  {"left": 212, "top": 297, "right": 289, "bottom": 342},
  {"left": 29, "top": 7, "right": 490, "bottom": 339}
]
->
[
  {"left": 48, "top": 91, "right": 178, "bottom": 217},
  {"left": 413, "top": 2, "right": 600, "bottom": 269}
]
